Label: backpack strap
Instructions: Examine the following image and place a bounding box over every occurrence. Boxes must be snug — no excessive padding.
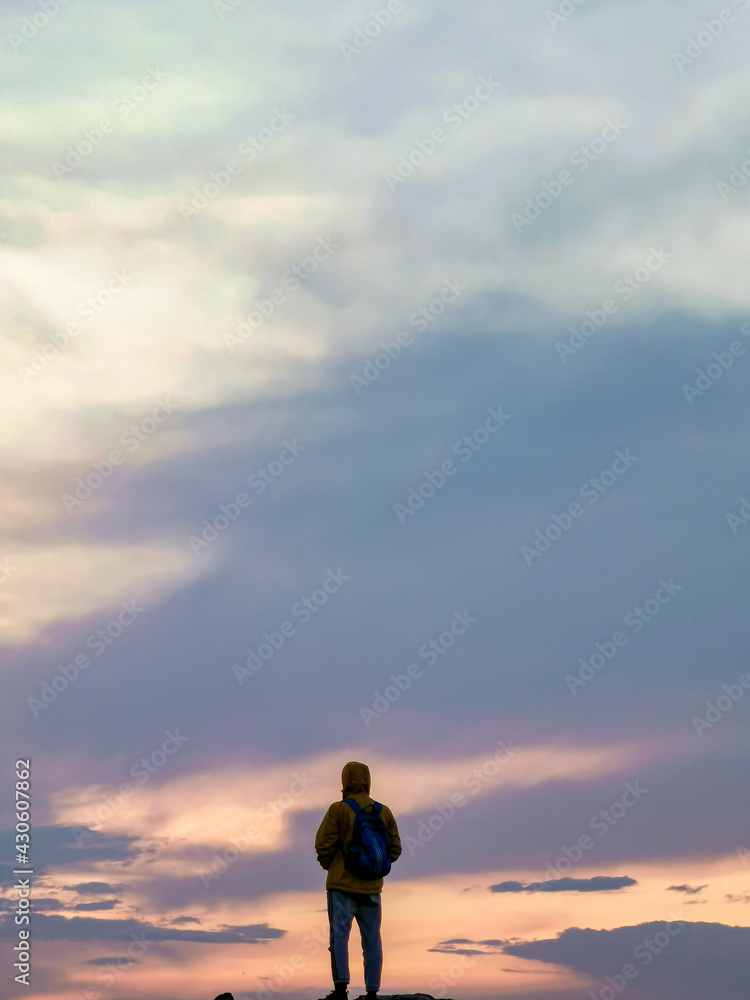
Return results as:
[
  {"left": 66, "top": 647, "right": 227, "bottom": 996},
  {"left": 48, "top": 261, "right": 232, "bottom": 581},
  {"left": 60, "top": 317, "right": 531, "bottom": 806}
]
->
[{"left": 343, "top": 798, "right": 382, "bottom": 815}]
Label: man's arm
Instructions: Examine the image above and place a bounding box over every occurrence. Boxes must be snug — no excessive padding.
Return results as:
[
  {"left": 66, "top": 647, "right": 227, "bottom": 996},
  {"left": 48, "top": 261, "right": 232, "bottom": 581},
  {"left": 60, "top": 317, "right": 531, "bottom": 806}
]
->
[
  {"left": 383, "top": 806, "right": 401, "bottom": 862},
  {"left": 314, "top": 804, "right": 340, "bottom": 870}
]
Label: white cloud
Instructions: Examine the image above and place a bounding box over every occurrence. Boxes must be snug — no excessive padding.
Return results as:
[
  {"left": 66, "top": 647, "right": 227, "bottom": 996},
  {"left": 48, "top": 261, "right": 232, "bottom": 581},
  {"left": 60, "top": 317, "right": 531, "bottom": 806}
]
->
[{"left": 0, "top": 542, "right": 202, "bottom": 645}]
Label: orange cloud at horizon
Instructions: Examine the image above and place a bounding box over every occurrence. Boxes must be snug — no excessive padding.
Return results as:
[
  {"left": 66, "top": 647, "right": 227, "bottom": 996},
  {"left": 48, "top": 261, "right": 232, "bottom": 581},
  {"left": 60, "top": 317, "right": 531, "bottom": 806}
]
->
[{"left": 48, "top": 736, "right": 670, "bottom": 859}]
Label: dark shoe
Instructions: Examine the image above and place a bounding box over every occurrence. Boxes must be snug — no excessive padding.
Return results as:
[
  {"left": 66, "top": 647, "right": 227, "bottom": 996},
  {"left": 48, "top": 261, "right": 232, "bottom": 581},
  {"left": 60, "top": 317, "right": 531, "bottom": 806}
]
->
[{"left": 318, "top": 986, "right": 348, "bottom": 1000}]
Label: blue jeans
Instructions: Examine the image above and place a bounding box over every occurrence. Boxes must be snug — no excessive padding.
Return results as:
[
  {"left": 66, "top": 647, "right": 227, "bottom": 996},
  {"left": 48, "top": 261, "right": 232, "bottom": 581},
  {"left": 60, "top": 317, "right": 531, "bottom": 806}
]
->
[{"left": 327, "top": 889, "right": 382, "bottom": 991}]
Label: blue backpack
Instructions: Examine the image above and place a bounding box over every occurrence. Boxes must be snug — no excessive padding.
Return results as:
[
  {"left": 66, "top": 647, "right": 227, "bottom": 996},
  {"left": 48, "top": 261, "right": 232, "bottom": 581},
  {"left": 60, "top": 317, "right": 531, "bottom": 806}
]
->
[{"left": 342, "top": 798, "right": 392, "bottom": 880}]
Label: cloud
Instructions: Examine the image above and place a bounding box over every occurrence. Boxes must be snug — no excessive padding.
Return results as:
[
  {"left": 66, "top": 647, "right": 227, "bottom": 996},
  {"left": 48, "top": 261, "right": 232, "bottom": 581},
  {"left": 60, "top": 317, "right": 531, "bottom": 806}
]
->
[
  {"left": 490, "top": 876, "right": 637, "bottom": 893},
  {"left": 668, "top": 883, "right": 708, "bottom": 894},
  {"left": 72, "top": 899, "right": 121, "bottom": 911},
  {"left": 83, "top": 956, "right": 141, "bottom": 965},
  {"left": 63, "top": 881, "right": 127, "bottom": 895},
  {"left": 4, "top": 3, "right": 750, "bottom": 997},
  {"left": 0, "top": 541, "right": 199, "bottom": 646},
  {"left": 501, "top": 967, "right": 561, "bottom": 976},
  {"left": 428, "top": 946, "right": 486, "bottom": 956},
  {"left": 0, "top": 897, "right": 64, "bottom": 911},
  {"left": 0, "top": 912, "right": 285, "bottom": 944},
  {"left": 4, "top": 325, "right": 750, "bottom": 913},
  {"left": 0, "top": 826, "right": 140, "bottom": 881},
  {"left": 429, "top": 937, "right": 506, "bottom": 957},
  {"left": 503, "top": 921, "right": 750, "bottom": 1000},
  {"left": 48, "top": 740, "right": 648, "bottom": 852}
]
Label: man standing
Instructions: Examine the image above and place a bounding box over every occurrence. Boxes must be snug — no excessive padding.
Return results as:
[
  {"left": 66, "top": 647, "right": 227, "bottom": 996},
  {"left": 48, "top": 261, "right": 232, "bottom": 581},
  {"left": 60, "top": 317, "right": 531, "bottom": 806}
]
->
[{"left": 315, "top": 761, "right": 401, "bottom": 1000}]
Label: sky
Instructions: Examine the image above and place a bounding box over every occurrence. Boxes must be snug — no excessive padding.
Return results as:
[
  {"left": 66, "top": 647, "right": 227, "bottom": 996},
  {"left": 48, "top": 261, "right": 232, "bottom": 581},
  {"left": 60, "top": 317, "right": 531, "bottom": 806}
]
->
[{"left": 1, "top": 0, "right": 750, "bottom": 998}]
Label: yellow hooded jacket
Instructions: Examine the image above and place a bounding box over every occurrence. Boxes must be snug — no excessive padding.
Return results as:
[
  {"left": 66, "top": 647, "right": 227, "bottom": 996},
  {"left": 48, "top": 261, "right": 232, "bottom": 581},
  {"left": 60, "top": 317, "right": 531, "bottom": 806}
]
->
[{"left": 315, "top": 761, "right": 401, "bottom": 894}]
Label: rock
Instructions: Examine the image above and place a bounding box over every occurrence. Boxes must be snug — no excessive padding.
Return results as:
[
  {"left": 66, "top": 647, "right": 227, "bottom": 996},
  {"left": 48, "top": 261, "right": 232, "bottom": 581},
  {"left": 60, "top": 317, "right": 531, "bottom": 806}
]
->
[{"left": 376, "top": 995, "right": 450, "bottom": 1000}]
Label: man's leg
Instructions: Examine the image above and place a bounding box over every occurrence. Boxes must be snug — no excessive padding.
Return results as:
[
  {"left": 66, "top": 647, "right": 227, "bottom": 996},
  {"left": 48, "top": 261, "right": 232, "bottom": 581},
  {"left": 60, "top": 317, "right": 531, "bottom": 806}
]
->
[
  {"left": 327, "top": 889, "right": 355, "bottom": 988},
  {"left": 353, "top": 893, "right": 382, "bottom": 993}
]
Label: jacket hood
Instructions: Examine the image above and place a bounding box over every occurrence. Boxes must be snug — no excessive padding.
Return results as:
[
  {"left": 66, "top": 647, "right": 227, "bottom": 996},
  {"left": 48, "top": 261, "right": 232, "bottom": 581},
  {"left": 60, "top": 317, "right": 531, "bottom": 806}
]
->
[{"left": 341, "top": 761, "right": 370, "bottom": 797}]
